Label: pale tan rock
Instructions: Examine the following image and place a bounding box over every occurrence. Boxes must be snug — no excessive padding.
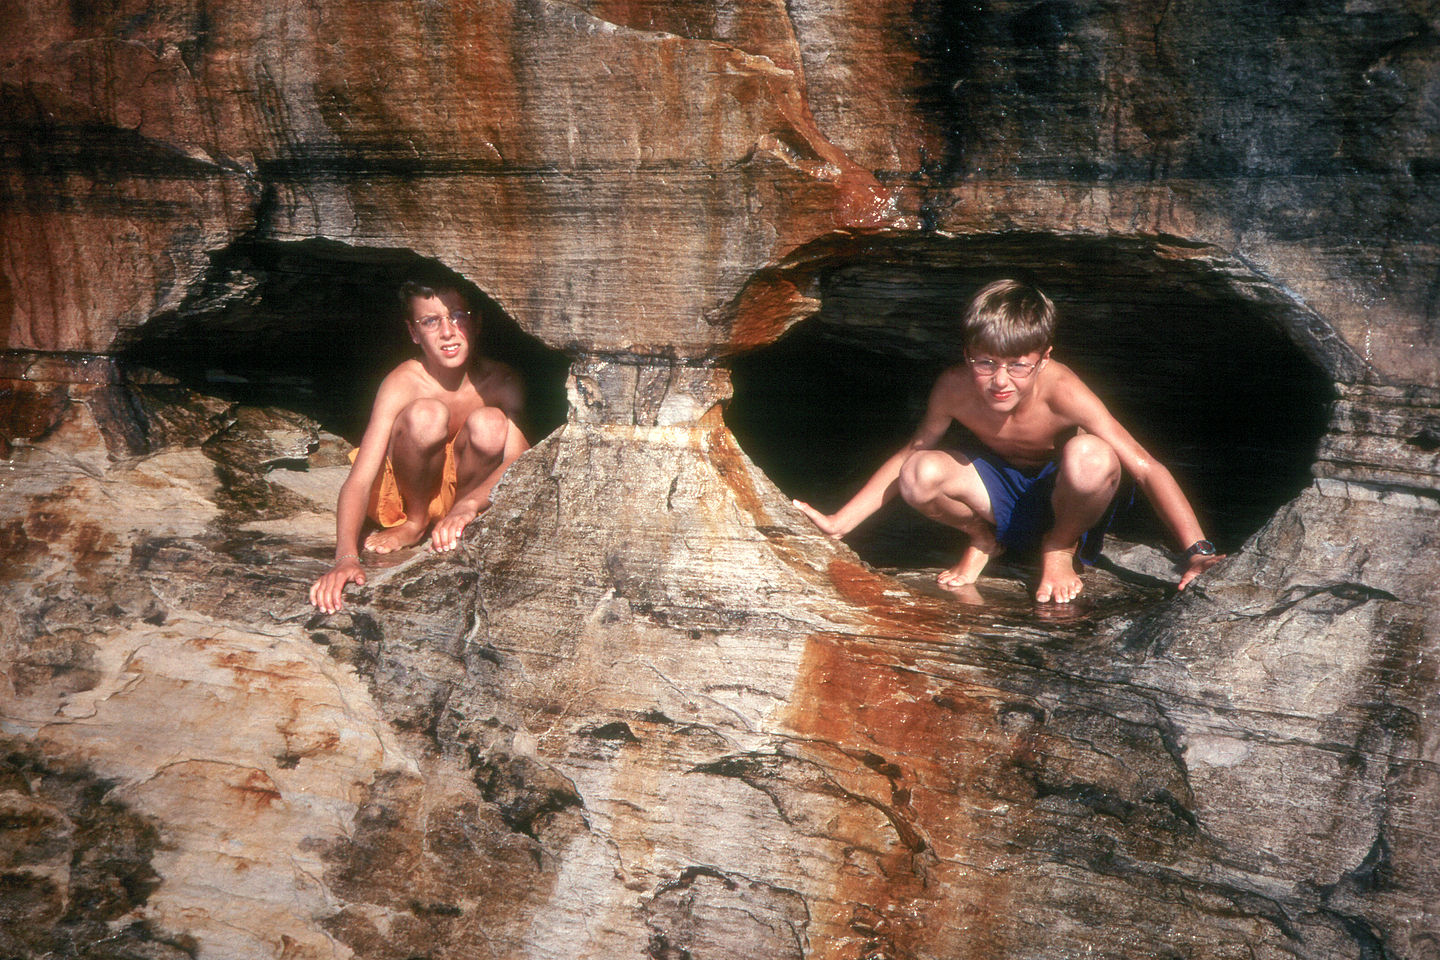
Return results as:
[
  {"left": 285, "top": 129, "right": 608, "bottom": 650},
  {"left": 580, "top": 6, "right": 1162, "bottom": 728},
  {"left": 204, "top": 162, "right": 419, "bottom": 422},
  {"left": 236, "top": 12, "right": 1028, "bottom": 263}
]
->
[{"left": 2, "top": 368, "right": 1438, "bottom": 958}]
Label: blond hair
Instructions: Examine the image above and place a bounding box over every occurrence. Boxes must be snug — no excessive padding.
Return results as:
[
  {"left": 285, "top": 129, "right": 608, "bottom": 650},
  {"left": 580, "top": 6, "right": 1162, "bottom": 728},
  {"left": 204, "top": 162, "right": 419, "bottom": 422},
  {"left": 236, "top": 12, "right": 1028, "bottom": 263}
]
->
[{"left": 961, "top": 280, "right": 1056, "bottom": 357}]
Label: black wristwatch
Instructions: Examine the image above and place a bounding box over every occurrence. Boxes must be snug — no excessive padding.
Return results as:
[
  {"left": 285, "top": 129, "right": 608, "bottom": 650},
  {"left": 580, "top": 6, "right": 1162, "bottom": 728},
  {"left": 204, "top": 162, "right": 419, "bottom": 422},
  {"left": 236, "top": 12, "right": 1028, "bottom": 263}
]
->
[{"left": 1184, "top": 539, "right": 1216, "bottom": 559}]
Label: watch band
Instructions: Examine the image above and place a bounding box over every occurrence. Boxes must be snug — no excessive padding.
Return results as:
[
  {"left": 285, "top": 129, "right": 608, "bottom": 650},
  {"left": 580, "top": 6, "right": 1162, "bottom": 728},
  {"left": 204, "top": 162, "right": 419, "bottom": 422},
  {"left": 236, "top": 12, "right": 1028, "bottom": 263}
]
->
[{"left": 1184, "top": 539, "right": 1216, "bottom": 558}]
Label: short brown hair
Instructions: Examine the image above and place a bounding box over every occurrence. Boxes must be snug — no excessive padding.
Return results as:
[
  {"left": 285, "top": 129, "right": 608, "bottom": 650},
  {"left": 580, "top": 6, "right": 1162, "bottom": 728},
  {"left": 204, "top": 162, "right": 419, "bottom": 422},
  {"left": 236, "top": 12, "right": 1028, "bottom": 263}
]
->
[
  {"left": 398, "top": 277, "right": 464, "bottom": 311},
  {"left": 961, "top": 280, "right": 1056, "bottom": 357}
]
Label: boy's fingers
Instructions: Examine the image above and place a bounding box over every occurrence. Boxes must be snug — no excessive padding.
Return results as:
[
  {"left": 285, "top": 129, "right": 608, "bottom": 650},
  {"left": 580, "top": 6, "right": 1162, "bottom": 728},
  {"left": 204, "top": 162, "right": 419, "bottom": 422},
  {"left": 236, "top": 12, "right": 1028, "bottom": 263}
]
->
[
  {"left": 1178, "top": 553, "right": 1224, "bottom": 590},
  {"left": 311, "top": 566, "right": 365, "bottom": 613},
  {"left": 791, "top": 499, "right": 831, "bottom": 531},
  {"left": 806, "top": 513, "right": 845, "bottom": 538}
]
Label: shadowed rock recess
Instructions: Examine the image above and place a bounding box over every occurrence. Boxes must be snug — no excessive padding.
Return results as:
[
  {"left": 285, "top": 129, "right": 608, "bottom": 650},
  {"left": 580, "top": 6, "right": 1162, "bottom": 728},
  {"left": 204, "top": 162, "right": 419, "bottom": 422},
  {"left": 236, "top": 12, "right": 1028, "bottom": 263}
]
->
[{"left": 2, "top": 2, "right": 1439, "bottom": 960}]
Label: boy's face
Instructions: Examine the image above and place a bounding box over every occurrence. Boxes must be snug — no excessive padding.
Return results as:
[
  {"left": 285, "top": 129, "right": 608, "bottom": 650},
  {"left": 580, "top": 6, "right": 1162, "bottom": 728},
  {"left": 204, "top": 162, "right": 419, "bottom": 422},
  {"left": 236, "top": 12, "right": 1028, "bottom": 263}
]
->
[
  {"left": 966, "top": 347, "right": 1050, "bottom": 412},
  {"left": 407, "top": 289, "right": 474, "bottom": 371}
]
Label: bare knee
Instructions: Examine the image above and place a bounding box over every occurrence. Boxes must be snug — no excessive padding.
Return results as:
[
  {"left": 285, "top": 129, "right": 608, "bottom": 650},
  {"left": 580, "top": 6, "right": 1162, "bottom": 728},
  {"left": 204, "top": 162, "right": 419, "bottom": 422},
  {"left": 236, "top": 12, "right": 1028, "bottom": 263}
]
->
[
  {"left": 1059, "top": 434, "right": 1120, "bottom": 496},
  {"left": 393, "top": 398, "right": 451, "bottom": 449},
  {"left": 459, "top": 406, "right": 509, "bottom": 458},
  {"left": 899, "top": 450, "right": 956, "bottom": 507}
]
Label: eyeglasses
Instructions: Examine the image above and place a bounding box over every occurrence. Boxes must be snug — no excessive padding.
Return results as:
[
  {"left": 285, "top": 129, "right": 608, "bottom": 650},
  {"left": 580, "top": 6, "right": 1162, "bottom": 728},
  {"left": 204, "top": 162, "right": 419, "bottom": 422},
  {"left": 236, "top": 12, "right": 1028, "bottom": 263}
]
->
[
  {"left": 413, "top": 310, "right": 471, "bottom": 332},
  {"left": 967, "top": 357, "right": 1040, "bottom": 379}
]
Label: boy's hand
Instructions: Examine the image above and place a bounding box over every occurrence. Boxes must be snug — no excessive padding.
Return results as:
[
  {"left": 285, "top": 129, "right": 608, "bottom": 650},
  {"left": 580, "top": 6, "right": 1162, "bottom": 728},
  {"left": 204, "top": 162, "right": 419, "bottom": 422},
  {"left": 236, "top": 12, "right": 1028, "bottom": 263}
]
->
[
  {"left": 431, "top": 509, "right": 478, "bottom": 552},
  {"left": 310, "top": 557, "right": 366, "bottom": 613},
  {"left": 1178, "top": 552, "right": 1225, "bottom": 591},
  {"left": 792, "top": 500, "right": 850, "bottom": 539}
]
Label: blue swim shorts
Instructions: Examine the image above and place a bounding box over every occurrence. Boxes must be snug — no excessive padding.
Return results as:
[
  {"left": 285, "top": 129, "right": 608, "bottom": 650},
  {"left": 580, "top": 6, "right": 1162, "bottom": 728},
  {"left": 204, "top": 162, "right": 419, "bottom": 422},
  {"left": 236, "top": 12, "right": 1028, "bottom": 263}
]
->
[{"left": 963, "top": 446, "right": 1129, "bottom": 565}]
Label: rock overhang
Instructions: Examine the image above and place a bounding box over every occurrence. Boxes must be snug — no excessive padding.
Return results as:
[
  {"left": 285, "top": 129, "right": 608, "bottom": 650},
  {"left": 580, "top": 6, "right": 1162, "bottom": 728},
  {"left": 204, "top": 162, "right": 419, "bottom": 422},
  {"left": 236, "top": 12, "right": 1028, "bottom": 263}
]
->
[
  {"left": 113, "top": 238, "right": 572, "bottom": 444},
  {"left": 722, "top": 228, "right": 1343, "bottom": 569},
  {"left": 57, "top": 221, "right": 1356, "bottom": 599}
]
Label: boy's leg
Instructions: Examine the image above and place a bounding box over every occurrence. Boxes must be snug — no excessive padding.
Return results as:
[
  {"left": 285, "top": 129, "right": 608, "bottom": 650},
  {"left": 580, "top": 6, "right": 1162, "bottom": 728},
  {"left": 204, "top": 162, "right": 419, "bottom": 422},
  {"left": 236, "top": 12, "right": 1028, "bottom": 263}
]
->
[
  {"left": 430, "top": 407, "right": 530, "bottom": 551},
  {"left": 1036, "top": 433, "right": 1121, "bottom": 603},
  {"left": 898, "top": 450, "right": 1000, "bottom": 588},
  {"left": 365, "top": 398, "right": 452, "bottom": 553}
]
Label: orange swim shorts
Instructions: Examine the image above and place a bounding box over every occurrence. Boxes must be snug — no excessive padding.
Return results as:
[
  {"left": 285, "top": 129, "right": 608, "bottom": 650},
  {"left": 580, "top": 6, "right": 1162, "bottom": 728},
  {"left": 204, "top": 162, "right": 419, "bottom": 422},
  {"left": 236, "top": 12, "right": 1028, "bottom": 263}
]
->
[{"left": 350, "top": 437, "right": 459, "bottom": 529}]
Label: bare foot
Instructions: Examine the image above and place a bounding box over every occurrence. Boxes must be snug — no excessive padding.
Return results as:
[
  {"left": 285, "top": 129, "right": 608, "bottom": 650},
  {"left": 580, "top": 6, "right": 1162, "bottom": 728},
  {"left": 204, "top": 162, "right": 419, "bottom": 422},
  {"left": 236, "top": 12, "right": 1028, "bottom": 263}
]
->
[
  {"left": 937, "top": 536, "right": 1000, "bottom": 589},
  {"left": 431, "top": 505, "right": 479, "bottom": 552},
  {"left": 939, "top": 581, "right": 985, "bottom": 605},
  {"left": 1035, "top": 546, "right": 1083, "bottom": 603},
  {"left": 365, "top": 517, "right": 430, "bottom": 554}
]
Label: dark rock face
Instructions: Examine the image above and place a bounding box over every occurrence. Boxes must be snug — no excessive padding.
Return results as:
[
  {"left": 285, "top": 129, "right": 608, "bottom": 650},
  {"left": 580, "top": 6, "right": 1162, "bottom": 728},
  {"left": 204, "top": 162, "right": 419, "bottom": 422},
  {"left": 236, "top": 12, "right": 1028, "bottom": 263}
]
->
[
  {"left": 0, "top": 744, "right": 189, "bottom": 959},
  {"left": 791, "top": 0, "right": 1440, "bottom": 384},
  {"left": 2, "top": 2, "right": 1439, "bottom": 959}
]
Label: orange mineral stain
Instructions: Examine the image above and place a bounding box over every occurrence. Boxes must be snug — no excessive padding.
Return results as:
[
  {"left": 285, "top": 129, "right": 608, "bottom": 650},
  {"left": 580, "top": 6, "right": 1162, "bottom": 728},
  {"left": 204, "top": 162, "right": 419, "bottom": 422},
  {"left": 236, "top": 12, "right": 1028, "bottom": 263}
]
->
[
  {"left": 785, "top": 573, "right": 1040, "bottom": 958},
  {"left": 727, "top": 275, "right": 816, "bottom": 352},
  {"left": 703, "top": 409, "right": 771, "bottom": 527}
]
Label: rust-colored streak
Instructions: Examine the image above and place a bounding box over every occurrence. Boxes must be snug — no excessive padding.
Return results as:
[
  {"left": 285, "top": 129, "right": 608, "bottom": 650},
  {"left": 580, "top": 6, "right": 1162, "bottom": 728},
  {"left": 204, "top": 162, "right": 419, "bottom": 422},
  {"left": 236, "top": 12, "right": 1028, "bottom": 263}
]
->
[
  {"left": 71, "top": 521, "right": 119, "bottom": 593},
  {"left": 0, "top": 380, "right": 69, "bottom": 454},
  {"left": 0, "top": 261, "right": 12, "bottom": 348},
  {"left": 826, "top": 558, "right": 955, "bottom": 641},
  {"left": 212, "top": 650, "right": 313, "bottom": 695},
  {"left": 71, "top": 522, "right": 114, "bottom": 567},
  {"left": 703, "top": 407, "right": 770, "bottom": 527},
  {"left": 786, "top": 619, "right": 1022, "bottom": 959},
  {"left": 0, "top": 519, "right": 45, "bottom": 584},
  {"left": 25, "top": 506, "right": 70, "bottom": 543},
  {"left": 727, "top": 274, "right": 819, "bottom": 352},
  {"left": 234, "top": 769, "right": 283, "bottom": 810}
]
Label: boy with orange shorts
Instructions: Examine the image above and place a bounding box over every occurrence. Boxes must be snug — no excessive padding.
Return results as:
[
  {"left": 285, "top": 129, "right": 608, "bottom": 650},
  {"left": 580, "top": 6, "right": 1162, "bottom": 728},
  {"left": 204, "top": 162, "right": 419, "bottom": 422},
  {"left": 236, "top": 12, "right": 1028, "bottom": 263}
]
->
[{"left": 310, "top": 276, "right": 529, "bottom": 613}]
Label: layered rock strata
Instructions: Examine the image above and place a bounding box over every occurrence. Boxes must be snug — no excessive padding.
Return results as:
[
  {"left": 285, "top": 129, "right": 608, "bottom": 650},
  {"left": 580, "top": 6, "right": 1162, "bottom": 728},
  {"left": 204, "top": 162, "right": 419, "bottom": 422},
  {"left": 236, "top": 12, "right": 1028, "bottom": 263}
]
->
[
  {"left": 2, "top": 363, "right": 1437, "bottom": 958},
  {"left": 3, "top": 1, "right": 1440, "bottom": 958}
]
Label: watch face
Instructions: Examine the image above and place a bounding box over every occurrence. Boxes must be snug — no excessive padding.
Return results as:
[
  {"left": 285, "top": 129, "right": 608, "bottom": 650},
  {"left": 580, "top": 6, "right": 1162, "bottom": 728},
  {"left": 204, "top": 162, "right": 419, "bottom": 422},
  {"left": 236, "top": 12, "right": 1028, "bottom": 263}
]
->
[{"left": 1189, "top": 540, "right": 1216, "bottom": 557}]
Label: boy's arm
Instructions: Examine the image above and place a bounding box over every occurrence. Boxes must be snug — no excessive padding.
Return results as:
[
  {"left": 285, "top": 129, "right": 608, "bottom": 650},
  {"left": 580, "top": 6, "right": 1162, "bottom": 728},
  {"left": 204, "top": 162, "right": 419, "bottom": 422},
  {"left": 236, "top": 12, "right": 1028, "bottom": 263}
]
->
[
  {"left": 794, "top": 370, "right": 959, "bottom": 538},
  {"left": 309, "top": 375, "right": 410, "bottom": 613},
  {"left": 1055, "top": 377, "right": 1223, "bottom": 589}
]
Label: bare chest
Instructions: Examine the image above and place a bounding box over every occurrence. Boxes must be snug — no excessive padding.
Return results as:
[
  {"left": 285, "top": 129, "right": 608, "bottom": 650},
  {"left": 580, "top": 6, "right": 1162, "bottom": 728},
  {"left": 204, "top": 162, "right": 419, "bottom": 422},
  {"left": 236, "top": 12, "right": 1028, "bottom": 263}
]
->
[{"left": 958, "top": 402, "right": 1073, "bottom": 469}]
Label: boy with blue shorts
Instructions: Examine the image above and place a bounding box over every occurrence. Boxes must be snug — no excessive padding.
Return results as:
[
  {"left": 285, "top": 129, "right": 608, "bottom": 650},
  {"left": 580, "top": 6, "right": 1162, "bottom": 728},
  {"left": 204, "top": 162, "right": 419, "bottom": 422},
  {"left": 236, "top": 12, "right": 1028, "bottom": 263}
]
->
[{"left": 795, "top": 280, "right": 1223, "bottom": 604}]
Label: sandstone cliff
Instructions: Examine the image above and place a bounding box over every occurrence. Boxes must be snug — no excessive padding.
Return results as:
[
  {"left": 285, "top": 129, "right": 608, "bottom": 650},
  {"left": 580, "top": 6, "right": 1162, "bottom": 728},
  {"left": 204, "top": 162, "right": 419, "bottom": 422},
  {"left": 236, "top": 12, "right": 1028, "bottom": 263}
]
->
[{"left": 3, "top": 2, "right": 1438, "bottom": 958}]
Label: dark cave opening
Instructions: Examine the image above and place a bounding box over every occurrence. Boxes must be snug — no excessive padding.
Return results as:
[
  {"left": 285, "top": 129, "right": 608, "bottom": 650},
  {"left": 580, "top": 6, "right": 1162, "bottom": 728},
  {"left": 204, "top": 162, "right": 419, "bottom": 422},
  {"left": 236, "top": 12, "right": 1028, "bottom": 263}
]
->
[
  {"left": 117, "top": 239, "right": 571, "bottom": 445},
  {"left": 725, "top": 234, "right": 1337, "bottom": 570}
]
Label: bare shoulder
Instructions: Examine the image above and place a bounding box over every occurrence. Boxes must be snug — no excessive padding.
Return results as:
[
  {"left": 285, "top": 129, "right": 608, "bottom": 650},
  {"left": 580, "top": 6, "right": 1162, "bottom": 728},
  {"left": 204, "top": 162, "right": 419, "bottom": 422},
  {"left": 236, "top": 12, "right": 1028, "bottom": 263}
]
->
[
  {"left": 1041, "top": 359, "right": 1140, "bottom": 443},
  {"left": 376, "top": 358, "right": 425, "bottom": 395},
  {"left": 1040, "top": 359, "right": 1105, "bottom": 416},
  {"left": 474, "top": 357, "right": 525, "bottom": 409},
  {"left": 932, "top": 363, "right": 969, "bottom": 398},
  {"left": 369, "top": 359, "right": 428, "bottom": 412},
  {"left": 477, "top": 356, "right": 523, "bottom": 386}
]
